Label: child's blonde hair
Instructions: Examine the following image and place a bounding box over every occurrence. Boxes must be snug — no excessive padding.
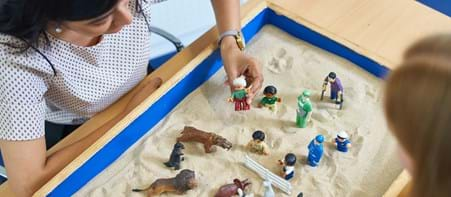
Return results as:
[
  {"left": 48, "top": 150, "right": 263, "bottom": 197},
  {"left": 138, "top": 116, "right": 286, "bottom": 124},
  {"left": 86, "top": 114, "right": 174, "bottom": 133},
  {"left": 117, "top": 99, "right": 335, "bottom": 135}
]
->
[{"left": 384, "top": 34, "right": 451, "bottom": 197}]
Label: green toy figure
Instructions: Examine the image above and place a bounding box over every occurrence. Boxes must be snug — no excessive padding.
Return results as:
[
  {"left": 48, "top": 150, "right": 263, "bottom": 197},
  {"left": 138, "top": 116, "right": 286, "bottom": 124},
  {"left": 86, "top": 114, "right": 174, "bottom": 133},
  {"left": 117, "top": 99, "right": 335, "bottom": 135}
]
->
[
  {"left": 296, "top": 90, "right": 313, "bottom": 128},
  {"left": 258, "top": 85, "right": 281, "bottom": 112}
]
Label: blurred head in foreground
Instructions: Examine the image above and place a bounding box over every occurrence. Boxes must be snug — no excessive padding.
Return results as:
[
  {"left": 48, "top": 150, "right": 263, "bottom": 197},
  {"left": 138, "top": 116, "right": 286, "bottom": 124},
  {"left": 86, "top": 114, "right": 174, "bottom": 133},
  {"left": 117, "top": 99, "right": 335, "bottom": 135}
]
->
[{"left": 384, "top": 34, "right": 451, "bottom": 197}]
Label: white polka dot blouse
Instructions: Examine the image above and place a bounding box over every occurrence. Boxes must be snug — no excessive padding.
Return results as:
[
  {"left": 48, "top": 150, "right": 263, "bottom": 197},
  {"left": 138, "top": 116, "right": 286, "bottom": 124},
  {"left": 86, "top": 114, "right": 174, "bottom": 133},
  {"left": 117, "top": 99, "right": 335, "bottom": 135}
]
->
[{"left": 0, "top": 0, "right": 166, "bottom": 140}]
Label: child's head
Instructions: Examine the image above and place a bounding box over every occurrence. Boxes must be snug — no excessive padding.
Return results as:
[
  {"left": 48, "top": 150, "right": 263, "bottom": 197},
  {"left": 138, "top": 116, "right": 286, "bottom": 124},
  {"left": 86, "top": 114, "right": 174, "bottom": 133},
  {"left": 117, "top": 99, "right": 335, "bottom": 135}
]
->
[
  {"left": 252, "top": 130, "right": 265, "bottom": 142},
  {"left": 384, "top": 34, "right": 451, "bottom": 196},
  {"left": 263, "top": 85, "right": 277, "bottom": 97}
]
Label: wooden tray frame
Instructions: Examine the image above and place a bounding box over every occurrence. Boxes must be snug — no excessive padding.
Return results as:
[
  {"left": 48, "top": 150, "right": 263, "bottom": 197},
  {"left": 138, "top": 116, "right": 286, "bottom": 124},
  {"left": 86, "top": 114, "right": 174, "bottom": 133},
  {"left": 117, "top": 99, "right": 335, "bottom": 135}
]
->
[{"left": 1, "top": 0, "right": 450, "bottom": 196}]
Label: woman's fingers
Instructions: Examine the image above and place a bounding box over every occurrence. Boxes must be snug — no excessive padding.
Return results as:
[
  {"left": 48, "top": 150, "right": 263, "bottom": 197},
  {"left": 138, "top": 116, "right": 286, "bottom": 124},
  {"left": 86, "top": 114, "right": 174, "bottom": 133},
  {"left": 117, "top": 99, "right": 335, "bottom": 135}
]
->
[
  {"left": 245, "top": 58, "right": 263, "bottom": 104},
  {"left": 223, "top": 53, "right": 263, "bottom": 104}
]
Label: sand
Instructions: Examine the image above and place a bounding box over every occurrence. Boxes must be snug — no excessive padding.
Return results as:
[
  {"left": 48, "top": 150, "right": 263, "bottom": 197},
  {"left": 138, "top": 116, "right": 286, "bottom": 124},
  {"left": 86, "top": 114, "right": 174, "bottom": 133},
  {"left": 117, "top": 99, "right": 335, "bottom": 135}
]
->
[{"left": 74, "top": 25, "right": 403, "bottom": 197}]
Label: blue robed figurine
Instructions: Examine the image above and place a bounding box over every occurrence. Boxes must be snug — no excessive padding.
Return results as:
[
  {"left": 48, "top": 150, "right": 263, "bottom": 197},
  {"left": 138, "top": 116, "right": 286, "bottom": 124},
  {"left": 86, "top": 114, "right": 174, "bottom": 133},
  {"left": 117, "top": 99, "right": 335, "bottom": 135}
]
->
[{"left": 307, "top": 135, "right": 324, "bottom": 167}]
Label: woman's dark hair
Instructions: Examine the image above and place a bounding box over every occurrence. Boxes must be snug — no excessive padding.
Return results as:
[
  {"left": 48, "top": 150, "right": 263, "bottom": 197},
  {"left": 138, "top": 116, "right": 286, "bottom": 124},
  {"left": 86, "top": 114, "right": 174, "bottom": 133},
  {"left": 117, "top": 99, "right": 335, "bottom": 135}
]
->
[
  {"left": 263, "top": 85, "right": 277, "bottom": 95},
  {"left": 0, "top": 0, "right": 147, "bottom": 50},
  {"left": 252, "top": 130, "right": 265, "bottom": 141}
]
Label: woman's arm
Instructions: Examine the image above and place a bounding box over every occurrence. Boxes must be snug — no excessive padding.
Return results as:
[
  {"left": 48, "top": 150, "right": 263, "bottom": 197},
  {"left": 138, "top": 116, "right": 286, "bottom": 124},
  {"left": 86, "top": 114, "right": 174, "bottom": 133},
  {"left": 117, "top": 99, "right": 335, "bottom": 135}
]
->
[
  {"left": 0, "top": 77, "right": 162, "bottom": 196},
  {"left": 0, "top": 114, "right": 124, "bottom": 196},
  {"left": 211, "top": 0, "right": 263, "bottom": 104},
  {"left": 210, "top": 0, "right": 240, "bottom": 35}
]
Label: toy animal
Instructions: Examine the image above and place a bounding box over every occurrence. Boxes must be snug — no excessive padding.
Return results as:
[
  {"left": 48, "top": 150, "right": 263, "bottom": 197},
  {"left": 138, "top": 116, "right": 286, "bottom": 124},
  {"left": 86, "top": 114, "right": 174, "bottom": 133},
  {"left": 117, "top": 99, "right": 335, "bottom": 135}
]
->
[
  {"left": 164, "top": 142, "right": 185, "bottom": 170},
  {"left": 132, "top": 169, "right": 197, "bottom": 196},
  {"left": 177, "top": 126, "right": 232, "bottom": 153},
  {"left": 262, "top": 180, "right": 275, "bottom": 197},
  {"left": 215, "top": 179, "right": 252, "bottom": 197}
]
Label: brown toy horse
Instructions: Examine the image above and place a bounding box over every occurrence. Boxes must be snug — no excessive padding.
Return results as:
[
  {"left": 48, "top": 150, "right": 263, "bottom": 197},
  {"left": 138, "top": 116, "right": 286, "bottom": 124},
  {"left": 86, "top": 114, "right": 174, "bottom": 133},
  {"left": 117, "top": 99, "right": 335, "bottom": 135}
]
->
[
  {"left": 177, "top": 126, "right": 232, "bottom": 153},
  {"left": 215, "top": 179, "right": 252, "bottom": 197},
  {"left": 132, "top": 169, "right": 197, "bottom": 196}
]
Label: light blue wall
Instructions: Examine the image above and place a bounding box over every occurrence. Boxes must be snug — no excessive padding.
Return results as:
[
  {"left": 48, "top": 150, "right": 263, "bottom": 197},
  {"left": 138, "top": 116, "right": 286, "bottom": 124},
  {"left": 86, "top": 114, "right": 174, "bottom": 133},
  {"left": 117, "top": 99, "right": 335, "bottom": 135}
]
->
[{"left": 149, "top": 0, "right": 247, "bottom": 58}]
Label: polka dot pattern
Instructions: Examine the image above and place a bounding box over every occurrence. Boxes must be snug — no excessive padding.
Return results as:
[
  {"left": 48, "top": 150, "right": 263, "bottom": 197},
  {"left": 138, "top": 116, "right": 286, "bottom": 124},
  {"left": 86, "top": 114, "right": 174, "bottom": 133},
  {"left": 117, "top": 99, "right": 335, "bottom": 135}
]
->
[{"left": 0, "top": 0, "right": 156, "bottom": 140}]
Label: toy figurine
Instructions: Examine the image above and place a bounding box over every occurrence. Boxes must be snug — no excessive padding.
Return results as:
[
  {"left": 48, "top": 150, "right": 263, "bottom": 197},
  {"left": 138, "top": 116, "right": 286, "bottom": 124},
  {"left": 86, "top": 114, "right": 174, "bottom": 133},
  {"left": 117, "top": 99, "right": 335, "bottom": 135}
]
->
[
  {"left": 258, "top": 85, "right": 281, "bottom": 111},
  {"left": 228, "top": 76, "right": 251, "bottom": 111},
  {"left": 321, "top": 72, "right": 344, "bottom": 109},
  {"left": 334, "top": 131, "right": 352, "bottom": 152},
  {"left": 132, "top": 169, "right": 197, "bottom": 196},
  {"left": 214, "top": 179, "right": 252, "bottom": 197},
  {"left": 246, "top": 130, "right": 270, "bottom": 155},
  {"left": 278, "top": 153, "right": 297, "bottom": 180},
  {"left": 177, "top": 126, "right": 232, "bottom": 153},
  {"left": 307, "top": 135, "right": 324, "bottom": 167},
  {"left": 296, "top": 90, "right": 313, "bottom": 128},
  {"left": 164, "top": 142, "right": 185, "bottom": 170},
  {"left": 262, "top": 179, "right": 275, "bottom": 197}
]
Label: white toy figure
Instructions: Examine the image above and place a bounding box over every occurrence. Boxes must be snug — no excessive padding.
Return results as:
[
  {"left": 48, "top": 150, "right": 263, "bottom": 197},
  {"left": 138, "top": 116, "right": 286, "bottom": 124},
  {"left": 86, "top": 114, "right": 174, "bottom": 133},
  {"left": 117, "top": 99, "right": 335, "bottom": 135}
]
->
[
  {"left": 263, "top": 179, "right": 275, "bottom": 197},
  {"left": 228, "top": 76, "right": 251, "bottom": 111}
]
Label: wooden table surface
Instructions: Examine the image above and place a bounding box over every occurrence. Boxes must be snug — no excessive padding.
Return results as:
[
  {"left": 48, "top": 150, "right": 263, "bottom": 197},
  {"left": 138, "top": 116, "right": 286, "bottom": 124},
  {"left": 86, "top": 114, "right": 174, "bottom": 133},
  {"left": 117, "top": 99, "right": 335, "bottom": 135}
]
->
[{"left": 267, "top": 0, "right": 451, "bottom": 69}]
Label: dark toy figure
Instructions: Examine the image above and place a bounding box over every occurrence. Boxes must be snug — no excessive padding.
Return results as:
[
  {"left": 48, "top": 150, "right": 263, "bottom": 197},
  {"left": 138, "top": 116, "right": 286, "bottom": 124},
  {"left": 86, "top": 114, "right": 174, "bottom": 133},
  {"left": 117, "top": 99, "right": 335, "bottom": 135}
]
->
[
  {"left": 278, "top": 153, "right": 297, "bottom": 180},
  {"left": 164, "top": 142, "right": 185, "bottom": 170}
]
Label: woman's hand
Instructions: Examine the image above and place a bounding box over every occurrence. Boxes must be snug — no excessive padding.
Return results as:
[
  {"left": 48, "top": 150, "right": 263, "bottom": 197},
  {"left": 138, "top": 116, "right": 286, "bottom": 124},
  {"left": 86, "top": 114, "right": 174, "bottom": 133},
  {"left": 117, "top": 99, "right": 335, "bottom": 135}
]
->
[
  {"left": 124, "top": 77, "right": 163, "bottom": 114},
  {"left": 221, "top": 37, "right": 263, "bottom": 104}
]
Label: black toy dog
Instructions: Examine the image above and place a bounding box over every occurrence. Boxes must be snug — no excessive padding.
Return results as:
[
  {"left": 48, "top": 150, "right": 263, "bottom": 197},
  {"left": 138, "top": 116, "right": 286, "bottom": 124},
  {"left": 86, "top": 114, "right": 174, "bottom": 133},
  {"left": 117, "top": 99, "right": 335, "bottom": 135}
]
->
[{"left": 164, "top": 142, "right": 185, "bottom": 170}]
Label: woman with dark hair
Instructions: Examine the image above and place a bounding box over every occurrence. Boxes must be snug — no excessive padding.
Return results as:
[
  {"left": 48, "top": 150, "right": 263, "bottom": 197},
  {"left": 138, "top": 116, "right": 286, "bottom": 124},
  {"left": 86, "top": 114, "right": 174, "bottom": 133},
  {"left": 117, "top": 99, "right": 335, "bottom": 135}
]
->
[{"left": 0, "top": 0, "right": 263, "bottom": 195}]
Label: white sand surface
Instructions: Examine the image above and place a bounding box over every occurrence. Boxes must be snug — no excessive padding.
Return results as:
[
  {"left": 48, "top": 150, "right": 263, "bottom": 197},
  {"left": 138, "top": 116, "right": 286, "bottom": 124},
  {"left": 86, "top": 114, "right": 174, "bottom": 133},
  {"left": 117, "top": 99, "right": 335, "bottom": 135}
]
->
[{"left": 74, "top": 25, "right": 403, "bottom": 197}]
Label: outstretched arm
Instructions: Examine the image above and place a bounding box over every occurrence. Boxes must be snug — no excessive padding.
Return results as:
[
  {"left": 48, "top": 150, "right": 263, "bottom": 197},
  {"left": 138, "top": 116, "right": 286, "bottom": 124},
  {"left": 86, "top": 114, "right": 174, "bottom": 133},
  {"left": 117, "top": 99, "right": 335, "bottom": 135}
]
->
[
  {"left": 0, "top": 78, "right": 161, "bottom": 196},
  {"left": 211, "top": 0, "right": 263, "bottom": 104}
]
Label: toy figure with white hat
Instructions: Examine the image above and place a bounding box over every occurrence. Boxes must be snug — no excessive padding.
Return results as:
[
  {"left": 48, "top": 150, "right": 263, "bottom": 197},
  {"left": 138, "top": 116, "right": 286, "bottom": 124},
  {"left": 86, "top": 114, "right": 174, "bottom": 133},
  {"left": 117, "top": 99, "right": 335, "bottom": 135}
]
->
[{"left": 334, "top": 131, "right": 352, "bottom": 152}]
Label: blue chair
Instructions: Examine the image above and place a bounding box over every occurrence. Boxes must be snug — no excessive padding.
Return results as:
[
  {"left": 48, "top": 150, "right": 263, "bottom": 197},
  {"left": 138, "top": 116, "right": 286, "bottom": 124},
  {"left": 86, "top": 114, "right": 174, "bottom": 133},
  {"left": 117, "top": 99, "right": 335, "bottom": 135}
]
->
[{"left": 148, "top": 25, "right": 184, "bottom": 72}]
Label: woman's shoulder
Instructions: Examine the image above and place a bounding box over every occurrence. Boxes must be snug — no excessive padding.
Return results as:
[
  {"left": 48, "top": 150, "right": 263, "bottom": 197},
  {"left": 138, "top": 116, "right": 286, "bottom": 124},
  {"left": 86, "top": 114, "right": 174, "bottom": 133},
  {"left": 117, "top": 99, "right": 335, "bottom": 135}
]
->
[{"left": 0, "top": 33, "right": 55, "bottom": 76}]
